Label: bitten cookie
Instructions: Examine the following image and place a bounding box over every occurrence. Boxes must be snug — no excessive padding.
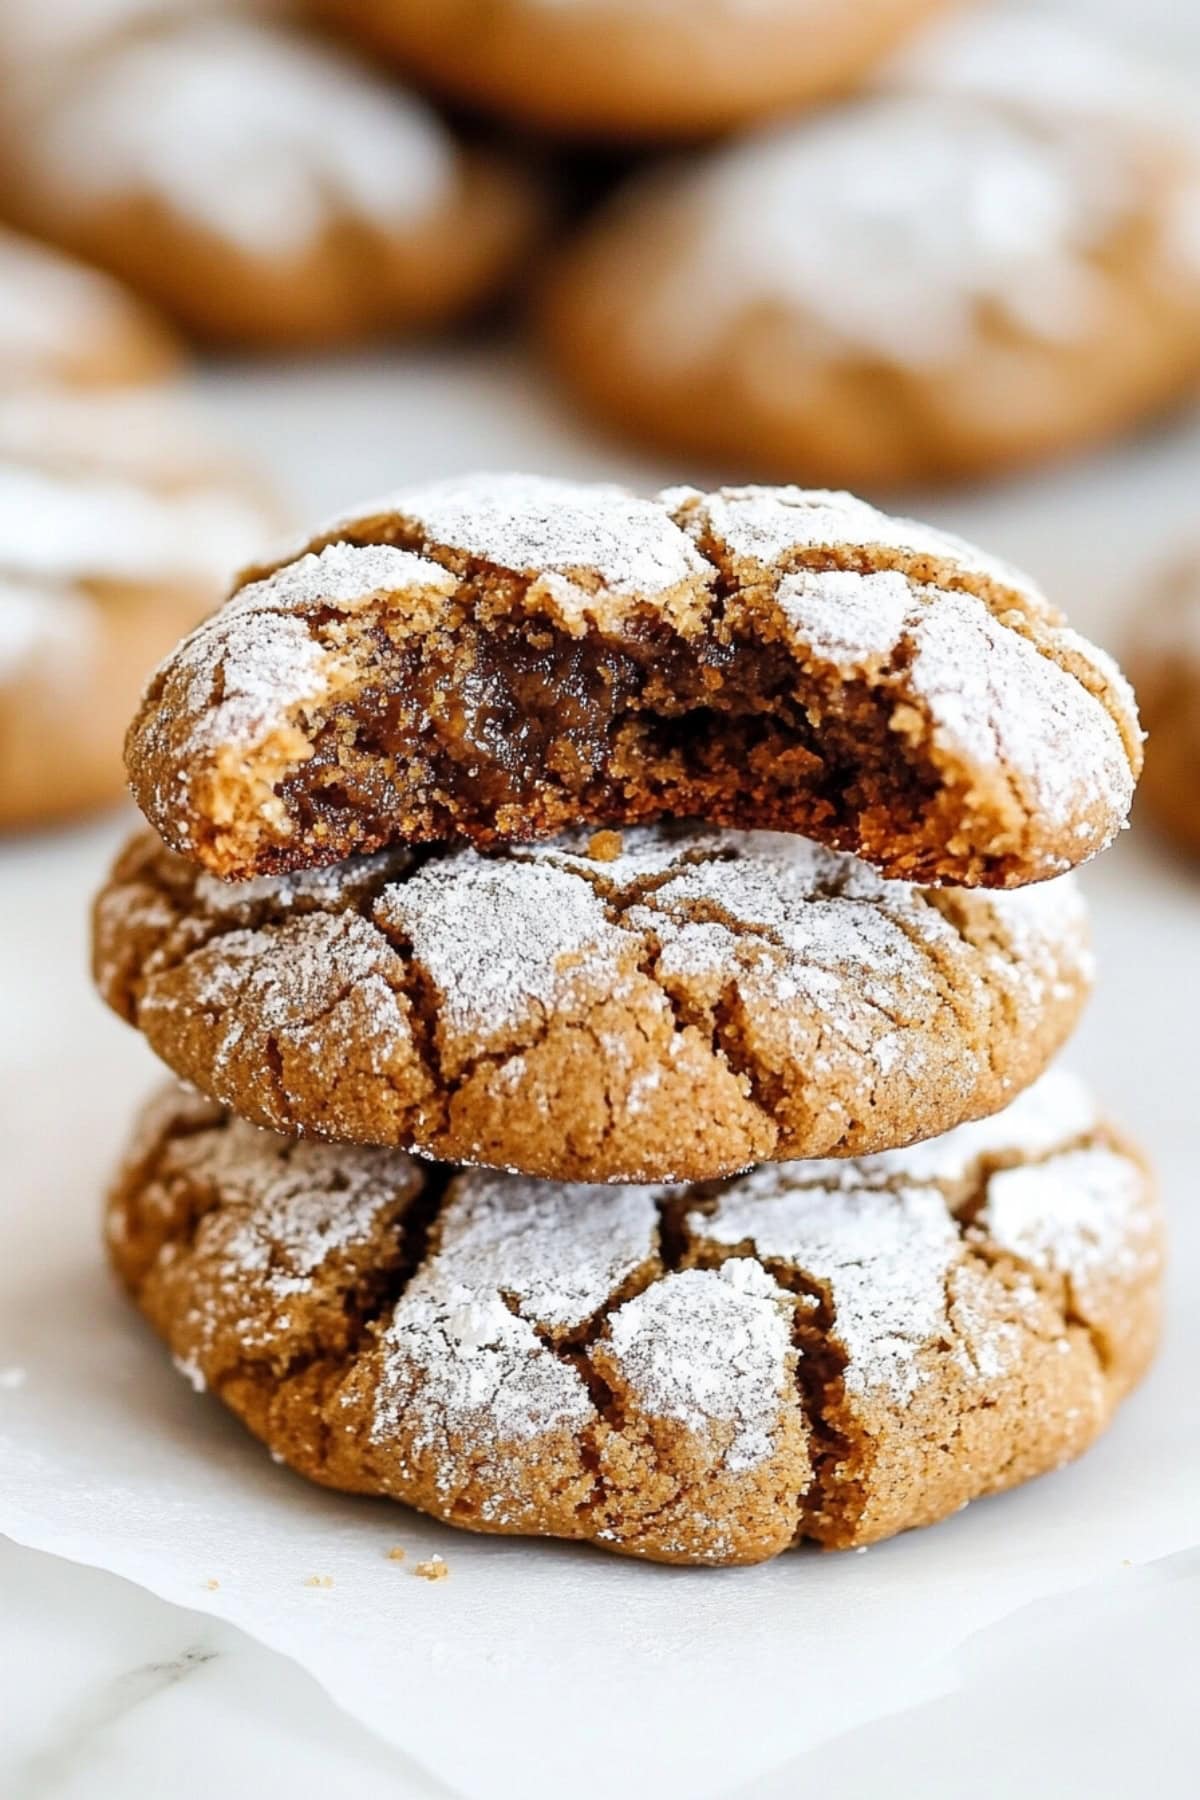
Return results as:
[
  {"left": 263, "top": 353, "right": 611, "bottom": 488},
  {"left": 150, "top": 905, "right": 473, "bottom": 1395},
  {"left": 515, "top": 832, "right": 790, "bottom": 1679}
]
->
[
  {"left": 320, "top": 0, "right": 952, "bottom": 141},
  {"left": 1127, "top": 555, "right": 1200, "bottom": 857},
  {"left": 542, "top": 17, "right": 1200, "bottom": 488},
  {"left": 0, "top": 16, "right": 542, "bottom": 349},
  {"left": 107, "top": 1071, "right": 1163, "bottom": 1567},
  {"left": 93, "top": 823, "right": 1093, "bottom": 1181},
  {"left": 0, "top": 388, "right": 281, "bottom": 828},
  {"left": 0, "top": 226, "right": 180, "bottom": 388},
  {"left": 125, "top": 475, "right": 1140, "bottom": 888}
]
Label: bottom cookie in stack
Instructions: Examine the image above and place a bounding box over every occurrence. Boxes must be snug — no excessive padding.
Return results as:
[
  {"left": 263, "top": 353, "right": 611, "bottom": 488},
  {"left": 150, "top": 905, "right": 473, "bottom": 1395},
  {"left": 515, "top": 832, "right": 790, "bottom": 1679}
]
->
[{"left": 107, "top": 1069, "right": 1162, "bottom": 1568}]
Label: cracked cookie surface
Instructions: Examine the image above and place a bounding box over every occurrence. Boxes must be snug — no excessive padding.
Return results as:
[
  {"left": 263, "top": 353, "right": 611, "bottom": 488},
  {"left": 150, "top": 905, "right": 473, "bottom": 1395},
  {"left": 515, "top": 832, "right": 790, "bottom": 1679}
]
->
[
  {"left": 320, "top": 0, "right": 951, "bottom": 141},
  {"left": 0, "top": 387, "right": 280, "bottom": 828},
  {"left": 107, "top": 1070, "right": 1163, "bottom": 1567},
  {"left": 125, "top": 474, "right": 1140, "bottom": 888},
  {"left": 94, "top": 823, "right": 1093, "bottom": 1181}
]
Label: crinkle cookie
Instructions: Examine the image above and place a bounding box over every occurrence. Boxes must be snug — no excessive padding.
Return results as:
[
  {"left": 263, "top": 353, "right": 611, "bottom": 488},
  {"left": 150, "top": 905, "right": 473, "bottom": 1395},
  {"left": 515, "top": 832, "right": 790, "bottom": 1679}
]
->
[
  {"left": 93, "top": 823, "right": 1093, "bottom": 1182},
  {"left": 0, "top": 226, "right": 180, "bottom": 388},
  {"left": 0, "top": 16, "right": 542, "bottom": 349},
  {"left": 126, "top": 474, "right": 1140, "bottom": 889},
  {"left": 0, "top": 387, "right": 281, "bottom": 828},
  {"left": 542, "top": 17, "right": 1200, "bottom": 488},
  {"left": 1127, "top": 555, "right": 1200, "bottom": 858},
  {"left": 320, "top": 0, "right": 952, "bottom": 141},
  {"left": 106, "top": 1071, "right": 1162, "bottom": 1567}
]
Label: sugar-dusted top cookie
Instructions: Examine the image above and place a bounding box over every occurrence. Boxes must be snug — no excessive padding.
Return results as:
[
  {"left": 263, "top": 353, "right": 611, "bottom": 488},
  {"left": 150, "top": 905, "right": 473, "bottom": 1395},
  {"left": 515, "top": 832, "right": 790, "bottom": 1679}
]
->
[
  {"left": 321, "top": 0, "right": 952, "bottom": 140},
  {"left": 107, "top": 1070, "right": 1163, "bottom": 1566},
  {"left": 1127, "top": 553, "right": 1200, "bottom": 858},
  {"left": 0, "top": 226, "right": 180, "bottom": 389},
  {"left": 0, "top": 386, "right": 281, "bottom": 828},
  {"left": 126, "top": 473, "right": 1140, "bottom": 889},
  {"left": 94, "top": 822, "right": 1093, "bottom": 1181},
  {"left": 0, "top": 16, "right": 543, "bottom": 348},
  {"left": 542, "top": 16, "right": 1200, "bottom": 487}
]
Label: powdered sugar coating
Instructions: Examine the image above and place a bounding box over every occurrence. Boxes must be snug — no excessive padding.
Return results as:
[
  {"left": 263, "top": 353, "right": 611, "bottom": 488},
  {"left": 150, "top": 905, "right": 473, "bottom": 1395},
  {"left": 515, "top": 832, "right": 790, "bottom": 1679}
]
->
[
  {"left": 0, "top": 388, "right": 277, "bottom": 589},
  {"left": 110, "top": 1068, "right": 1161, "bottom": 1564},
  {"left": 28, "top": 19, "right": 456, "bottom": 255},
  {"left": 374, "top": 849, "right": 633, "bottom": 1063},
  {"left": 620, "top": 87, "right": 1156, "bottom": 372},
  {"left": 324, "top": 471, "right": 709, "bottom": 606},
  {"left": 603, "top": 1261, "right": 794, "bottom": 1469},
  {"left": 96, "top": 821, "right": 1094, "bottom": 1181},
  {"left": 131, "top": 473, "right": 1140, "bottom": 889},
  {"left": 0, "top": 228, "right": 158, "bottom": 380}
]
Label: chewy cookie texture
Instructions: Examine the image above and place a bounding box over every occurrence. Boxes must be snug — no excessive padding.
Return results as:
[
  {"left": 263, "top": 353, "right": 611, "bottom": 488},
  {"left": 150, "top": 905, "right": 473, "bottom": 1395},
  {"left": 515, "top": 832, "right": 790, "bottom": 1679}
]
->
[
  {"left": 125, "top": 475, "right": 1141, "bottom": 888},
  {"left": 107, "top": 1073, "right": 1162, "bottom": 1568},
  {"left": 93, "top": 824, "right": 1093, "bottom": 1182}
]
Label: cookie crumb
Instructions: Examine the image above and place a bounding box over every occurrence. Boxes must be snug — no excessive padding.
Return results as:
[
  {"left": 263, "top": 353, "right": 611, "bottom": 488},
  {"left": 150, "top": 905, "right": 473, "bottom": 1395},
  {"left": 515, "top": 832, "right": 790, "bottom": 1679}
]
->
[
  {"left": 586, "top": 829, "right": 624, "bottom": 863},
  {"left": 386, "top": 1546, "right": 406, "bottom": 1562},
  {"left": 203, "top": 1577, "right": 220, "bottom": 1590},
  {"left": 413, "top": 1556, "right": 449, "bottom": 1582},
  {"left": 304, "top": 1574, "right": 334, "bottom": 1588}
]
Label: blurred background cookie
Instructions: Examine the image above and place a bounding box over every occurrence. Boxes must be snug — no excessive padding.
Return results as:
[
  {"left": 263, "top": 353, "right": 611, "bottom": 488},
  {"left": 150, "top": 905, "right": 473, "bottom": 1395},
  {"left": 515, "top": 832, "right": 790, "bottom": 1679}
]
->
[
  {"left": 0, "top": 225, "right": 181, "bottom": 388},
  {"left": 321, "top": 0, "right": 955, "bottom": 140},
  {"left": 0, "top": 387, "right": 283, "bottom": 828},
  {"left": 0, "top": 13, "right": 544, "bottom": 349},
  {"left": 1128, "top": 554, "right": 1200, "bottom": 858},
  {"left": 542, "top": 15, "right": 1200, "bottom": 488}
]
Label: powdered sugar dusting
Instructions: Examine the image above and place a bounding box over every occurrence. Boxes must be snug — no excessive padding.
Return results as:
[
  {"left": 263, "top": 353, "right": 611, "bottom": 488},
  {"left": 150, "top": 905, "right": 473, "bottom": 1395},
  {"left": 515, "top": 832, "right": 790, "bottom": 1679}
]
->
[
  {"left": 424, "top": 1170, "right": 660, "bottom": 1333},
  {"left": 237, "top": 541, "right": 455, "bottom": 617},
  {"left": 0, "top": 229, "right": 143, "bottom": 378},
  {"left": 603, "top": 1261, "right": 794, "bottom": 1469},
  {"left": 366, "top": 471, "right": 708, "bottom": 601},
  {"left": 372, "top": 1168, "right": 659, "bottom": 1453},
  {"left": 695, "top": 1180, "right": 958, "bottom": 1403},
  {"left": 977, "top": 1146, "right": 1154, "bottom": 1289},
  {"left": 29, "top": 19, "right": 456, "bottom": 255},
  {"left": 905, "top": 588, "right": 1134, "bottom": 828},
  {"left": 373, "top": 848, "right": 630, "bottom": 1061},
  {"left": 626, "top": 90, "right": 1141, "bottom": 372}
]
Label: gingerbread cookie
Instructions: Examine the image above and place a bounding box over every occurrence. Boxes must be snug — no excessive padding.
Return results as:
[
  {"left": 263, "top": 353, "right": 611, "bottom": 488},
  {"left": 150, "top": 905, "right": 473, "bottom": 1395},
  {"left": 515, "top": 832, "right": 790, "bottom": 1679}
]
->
[
  {"left": 93, "top": 823, "right": 1093, "bottom": 1181},
  {"left": 542, "top": 18, "right": 1200, "bottom": 487},
  {"left": 0, "top": 388, "right": 281, "bottom": 829},
  {"left": 125, "top": 475, "right": 1140, "bottom": 889},
  {"left": 107, "top": 1071, "right": 1162, "bottom": 1566},
  {"left": 1127, "top": 555, "right": 1200, "bottom": 858},
  {"left": 0, "top": 16, "right": 542, "bottom": 349},
  {"left": 321, "top": 0, "right": 952, "bottom": 141},
  {"left": 0, "top": 226, "right": 180, "bottom": 389}
]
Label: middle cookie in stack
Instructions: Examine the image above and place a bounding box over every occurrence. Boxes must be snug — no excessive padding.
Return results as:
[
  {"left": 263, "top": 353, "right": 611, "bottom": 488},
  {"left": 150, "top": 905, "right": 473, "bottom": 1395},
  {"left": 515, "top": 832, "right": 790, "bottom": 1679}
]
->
[{"left": 94, "top": 474, "right": 1157, "bottom": 1564}]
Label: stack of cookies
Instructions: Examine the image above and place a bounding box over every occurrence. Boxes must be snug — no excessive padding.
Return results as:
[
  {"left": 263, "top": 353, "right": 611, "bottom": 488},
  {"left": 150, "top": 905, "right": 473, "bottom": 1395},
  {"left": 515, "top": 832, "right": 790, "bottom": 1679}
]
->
[{"left": 93, "top": 474, "right": 1164, "bottom": 1566}]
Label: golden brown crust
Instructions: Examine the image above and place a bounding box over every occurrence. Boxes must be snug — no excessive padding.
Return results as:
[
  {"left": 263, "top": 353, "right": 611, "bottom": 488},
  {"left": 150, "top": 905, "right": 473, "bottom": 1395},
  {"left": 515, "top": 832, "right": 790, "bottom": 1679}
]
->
[
  {"left": 541, "top": 53, "right": 1200, "bottom": 487},
  {"left": 124, "top": 476, "right": 1141, "bottom": 889},
  {"left": 106, "top": 1075, "right": 1163, "bottom": 1567},
  {"left": 0, "top": 18, "right": 544, "bottom": 350},
  {"left": 92, "top": 824, "right": 1094, "bottom": 1181},
  {"left": 321, "top": 0, "right": 952, "bottom": 140}
]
